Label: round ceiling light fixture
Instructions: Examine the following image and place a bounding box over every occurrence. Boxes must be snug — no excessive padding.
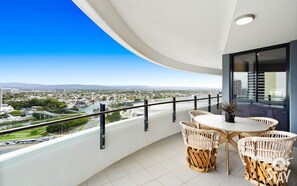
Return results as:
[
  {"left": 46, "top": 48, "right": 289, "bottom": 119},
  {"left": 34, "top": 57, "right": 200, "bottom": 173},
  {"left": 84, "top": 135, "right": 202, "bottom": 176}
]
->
[{"left": 235, "top": 14, "right": 255, "bottom": 25}]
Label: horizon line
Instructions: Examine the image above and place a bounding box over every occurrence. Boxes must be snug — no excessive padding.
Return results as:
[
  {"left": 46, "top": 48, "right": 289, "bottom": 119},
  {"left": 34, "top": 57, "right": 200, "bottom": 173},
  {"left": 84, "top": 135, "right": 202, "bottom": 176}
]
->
[{"left": 0, "top": 82, "right": 221, "bottom": 89}]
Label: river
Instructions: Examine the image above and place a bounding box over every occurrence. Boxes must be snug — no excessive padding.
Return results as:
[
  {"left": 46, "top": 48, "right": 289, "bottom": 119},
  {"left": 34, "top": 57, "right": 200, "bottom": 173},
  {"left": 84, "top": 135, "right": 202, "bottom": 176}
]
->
[{"left": 79, "top": 101, "right": 110, "bottom": 114}]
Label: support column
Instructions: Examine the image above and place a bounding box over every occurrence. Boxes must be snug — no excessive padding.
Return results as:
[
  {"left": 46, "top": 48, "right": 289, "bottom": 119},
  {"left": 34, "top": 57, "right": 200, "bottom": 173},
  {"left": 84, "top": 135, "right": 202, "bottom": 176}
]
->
[
  {"left": 222, "top": 54, "right": 232, "bottom": 103},
  {"left": 289, "top": 40, "right": 297, "bottom": 136}
]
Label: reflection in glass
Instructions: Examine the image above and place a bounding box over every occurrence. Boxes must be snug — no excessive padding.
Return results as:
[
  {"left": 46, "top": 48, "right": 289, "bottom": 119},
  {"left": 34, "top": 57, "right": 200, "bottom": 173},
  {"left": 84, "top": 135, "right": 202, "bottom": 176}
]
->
[
  {"left": 257, "top": 48, "right": 286, "bottom": 102},
  {"left": 233, "top": 53, "right": 256, "bottom": 101}
]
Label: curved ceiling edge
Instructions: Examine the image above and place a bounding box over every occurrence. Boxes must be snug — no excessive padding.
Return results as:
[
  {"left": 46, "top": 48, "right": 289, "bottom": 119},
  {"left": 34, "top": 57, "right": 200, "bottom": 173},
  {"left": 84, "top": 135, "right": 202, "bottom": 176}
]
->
[{"left": 72, "top": 0, "right": 222, "bottom": 75}]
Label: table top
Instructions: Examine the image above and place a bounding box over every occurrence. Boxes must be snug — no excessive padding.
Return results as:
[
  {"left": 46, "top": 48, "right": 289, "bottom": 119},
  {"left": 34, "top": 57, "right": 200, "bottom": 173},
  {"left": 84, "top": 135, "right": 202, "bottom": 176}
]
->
[{"left": 194, "top": 115, "right": 270, "bottom": 132}]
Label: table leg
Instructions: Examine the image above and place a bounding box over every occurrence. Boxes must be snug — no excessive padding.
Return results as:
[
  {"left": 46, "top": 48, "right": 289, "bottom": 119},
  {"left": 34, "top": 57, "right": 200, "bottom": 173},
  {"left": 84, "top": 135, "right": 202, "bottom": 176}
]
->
[
  {"left": 229, "top": 139, "right": 238, "bottom": 150},
  {"left": 225, "top": 131, "right": 230, "bottom": 175}
]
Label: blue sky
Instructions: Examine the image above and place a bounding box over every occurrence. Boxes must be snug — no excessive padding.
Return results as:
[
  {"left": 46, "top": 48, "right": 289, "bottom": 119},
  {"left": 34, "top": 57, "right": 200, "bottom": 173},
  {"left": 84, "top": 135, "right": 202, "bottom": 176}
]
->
[{"left": 0, "top": 0, "right": 221, "bottom": 88}]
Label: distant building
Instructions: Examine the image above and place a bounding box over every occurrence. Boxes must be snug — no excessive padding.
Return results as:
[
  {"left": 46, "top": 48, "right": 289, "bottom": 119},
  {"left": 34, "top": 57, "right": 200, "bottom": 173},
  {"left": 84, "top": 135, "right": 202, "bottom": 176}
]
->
[
  {"left": 233, "top": 80, "right": 242, "bottom": 98},
  {"left": 0, "top": 88, "right": 2, "bottom": 109},
  {"left": 245, "top": 72, "right": 265, "bottom": 100},
  {"left": 247, "top": 72, "right": 257, "bottom": 100},
  {"left": 0, "top": 104, "right": 14, "bottom": 113},
  {"left": 0, "top": 88, "right": 19, "bottom": 109},
  {"left": 257, "top": 72, "right": 265, "bottom": 100},
  {"left": 11, "top": 88, "right": 20, "bottom": 94},
  {"left": 2, "top": 88, "right": 11, "bottom": 95}
]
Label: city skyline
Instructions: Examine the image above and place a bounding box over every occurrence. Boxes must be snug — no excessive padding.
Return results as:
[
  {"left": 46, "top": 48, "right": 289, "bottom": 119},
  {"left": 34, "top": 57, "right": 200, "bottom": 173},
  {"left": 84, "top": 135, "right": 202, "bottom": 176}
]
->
[{"left": 0, "top": 0, "right": 221, "bottom": 88}]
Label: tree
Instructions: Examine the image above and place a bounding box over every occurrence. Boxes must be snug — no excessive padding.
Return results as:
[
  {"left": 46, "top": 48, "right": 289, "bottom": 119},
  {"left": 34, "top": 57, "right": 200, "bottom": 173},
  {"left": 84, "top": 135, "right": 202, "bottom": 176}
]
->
[
  {"left": 8, "top": 98, "right": 67, "bottom": 111},
  {"left": 30, "top": 129, "right": 39, "bottom": 136},
  {"left": 93, "top": 108, "right": 100, "bottom": 112},
  {"left": 0, "top": 112, "right": 8, "bottom": 119},
  {"left": 33, "top": 113, "right": 44, "bottom": 120},
  {"left": 46, "top": 117, "right": 89, "bottom": 133},
  {"left": 71, "top": 106, "right": 79, "bottom": 111},
  {"left": 106, "top": 112, "right": 121, "bottom": 123},
  {"left": 9, "top": 110, "right": 25, "bottom": 116},
  {"left": 7, "top": 101, "right": 25, "bottom": 110}
]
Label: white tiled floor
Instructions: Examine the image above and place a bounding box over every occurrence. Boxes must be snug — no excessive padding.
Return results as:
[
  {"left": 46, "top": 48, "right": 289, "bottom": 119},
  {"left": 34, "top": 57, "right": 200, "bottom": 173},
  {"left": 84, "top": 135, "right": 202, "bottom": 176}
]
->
[{"left": 80, "top": 133, "right": 297, "bottom": 186}]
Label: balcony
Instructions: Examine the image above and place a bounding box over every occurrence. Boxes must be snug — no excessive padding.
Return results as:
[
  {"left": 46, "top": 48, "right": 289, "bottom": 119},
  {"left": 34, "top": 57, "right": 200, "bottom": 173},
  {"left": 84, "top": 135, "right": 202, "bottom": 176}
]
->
[
  {"left": 79, "top": 133, "right": 297, "bottom": 186},
  {"left": 1, "top": 95, "right": 296, "bottom": 185},
  {"left": 0, "top": 97, "right": 225, "bottom": 186},
  {"left": 1, "top": 1, "right": 297, "bottom": 185}
]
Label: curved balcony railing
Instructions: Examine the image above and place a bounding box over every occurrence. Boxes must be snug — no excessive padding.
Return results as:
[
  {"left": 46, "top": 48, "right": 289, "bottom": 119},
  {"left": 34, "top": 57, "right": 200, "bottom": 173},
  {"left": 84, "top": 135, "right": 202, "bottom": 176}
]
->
[
  {"left": 0, "top": 94, "right": 222, "bottom": 186},
  {"left": 0, "top": 94, "right": 222, "bottom": 149}
]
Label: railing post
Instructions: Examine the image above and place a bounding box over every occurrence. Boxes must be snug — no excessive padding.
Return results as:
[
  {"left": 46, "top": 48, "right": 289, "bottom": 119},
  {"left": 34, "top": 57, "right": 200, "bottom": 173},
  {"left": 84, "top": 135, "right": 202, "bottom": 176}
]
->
[
  {"left": 194, "top": 96, "right": 197, "bottom": 110},
  {"left": 100, "top": 103, "right": 105, "bottom": 149},
  {"left": 217, "top": 94, "right": 219, "bottom": 108},
  {"left": 144, "top": 99, "right": 148, "bottom": 131},
  {"left": 208, "top": 94, "right": 211, "bottom": 112},
  {"left": 173, "top": 97, "right": 176, "bottom": 122}
]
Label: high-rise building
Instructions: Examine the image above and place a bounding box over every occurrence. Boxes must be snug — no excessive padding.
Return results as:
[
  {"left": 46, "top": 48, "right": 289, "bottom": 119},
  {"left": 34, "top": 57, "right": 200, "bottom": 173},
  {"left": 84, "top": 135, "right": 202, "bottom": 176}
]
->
[
  {"left": 258, "top": 72, "right": 265, "bottom": 100},
  {"left": 233, "top": 80, "right": 242, "bottom": 98},
  {"left": 247, "top": 72, "right": 265, "bottom": 100},
  {"left": 247, "top": 72, "right": 256, "bottom": 99}
]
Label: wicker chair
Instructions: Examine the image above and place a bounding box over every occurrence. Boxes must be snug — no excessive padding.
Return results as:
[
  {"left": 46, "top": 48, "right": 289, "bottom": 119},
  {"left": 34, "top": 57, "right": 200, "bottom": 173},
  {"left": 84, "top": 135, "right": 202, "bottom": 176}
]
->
[
  {"left": 189, "top": 110, "right": 214, "bottom": 129},
  {"left": 239, "top": 117, "right": 279, "bottom": 138},
  {"left": 180, "top": 121, "right": 221, "bottom": 172},
  {"left": 238, "top": 130, "right": 297, "bottom": 186}
]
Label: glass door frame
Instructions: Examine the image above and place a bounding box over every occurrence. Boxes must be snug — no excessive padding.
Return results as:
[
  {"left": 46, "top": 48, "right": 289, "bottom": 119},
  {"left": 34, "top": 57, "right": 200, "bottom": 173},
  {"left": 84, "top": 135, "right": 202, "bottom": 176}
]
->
[{"left": 230, "top": 43, "right": 290, "bottom": 106}]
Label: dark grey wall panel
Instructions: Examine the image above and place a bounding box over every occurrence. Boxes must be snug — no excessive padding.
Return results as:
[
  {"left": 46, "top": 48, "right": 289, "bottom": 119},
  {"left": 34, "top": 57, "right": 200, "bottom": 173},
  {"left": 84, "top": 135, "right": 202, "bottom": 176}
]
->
[
  {"left": 289, "top": 40, "right": 297, "bottom": 134},
  {"left": 222, "top": 54, "right": 231, "bottom": 103}
]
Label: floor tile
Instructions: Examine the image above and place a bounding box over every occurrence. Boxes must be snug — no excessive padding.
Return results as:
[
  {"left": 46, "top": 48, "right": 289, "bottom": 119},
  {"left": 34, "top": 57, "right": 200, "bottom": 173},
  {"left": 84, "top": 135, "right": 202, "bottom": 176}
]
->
[
  {"left": 78, "top": 182, "right": 87, "bottom": 186},
  {"left": 141, "top": 180, "right": 162, "bottom": 186},
  {"left": 183, "top": 172, "right": 226, "bottom": 186},
  {"left": 121, "top": 161, "right": 144, "bottom": 174},
  {"left": 119, "top": 156, "right": 137, "bottom": 166},
  {"left": 170, "top": 166, "right": 199, "bottom": 182},
  {"left": 78, "top": 134, "right": 297, "bottom": 186},
  {"left": 101, "top": 183, "right": 112, "bottom": 186},
  {"left": 129, "top": 169, "right": 155, "bottom": 185},
  {"left": 160, "top": 157, "right": 183, "bottom": 171},
  {"left": 219, "top": 169, "right": 252, "bottom": 186},
  {"left": 157, "top": 172, "right": 183, "bottom": 186},
  {"left": 111, "top": 176, "right": 137, "bottom": 186},
  {"left": 146, "top": 164, "right": 168, "bottom": 178},
  {"left": 136, "top": 156, "right": 159, "bottom": 168},
  {"left": 215, "top": 153, "right": 244, "bottom": 176},
  {"left": 86, "top": 171, "right": 109, "bottom": 186},
  {"left": 104, "top": 165, "right": 128, "bottom": 181}
]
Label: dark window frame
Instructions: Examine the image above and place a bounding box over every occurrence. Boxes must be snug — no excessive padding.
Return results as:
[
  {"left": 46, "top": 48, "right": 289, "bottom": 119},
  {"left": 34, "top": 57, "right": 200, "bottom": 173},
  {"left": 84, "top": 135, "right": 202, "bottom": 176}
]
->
[{"left": 230, "top": 43, "right": 290, "bottom": 106}]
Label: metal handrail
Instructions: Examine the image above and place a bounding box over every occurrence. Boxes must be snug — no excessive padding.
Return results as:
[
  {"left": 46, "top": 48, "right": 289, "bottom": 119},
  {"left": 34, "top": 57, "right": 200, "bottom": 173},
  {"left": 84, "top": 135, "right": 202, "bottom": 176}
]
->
[{"left": 0, "top": 95, "right": 222, "bottom": 135}]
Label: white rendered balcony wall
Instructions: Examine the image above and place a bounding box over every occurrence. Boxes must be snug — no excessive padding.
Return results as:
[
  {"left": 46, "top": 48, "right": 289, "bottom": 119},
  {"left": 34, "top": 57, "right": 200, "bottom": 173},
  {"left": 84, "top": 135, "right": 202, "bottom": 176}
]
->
[{"left": 0, "top": 107, "right": 193, "bottom": 186}]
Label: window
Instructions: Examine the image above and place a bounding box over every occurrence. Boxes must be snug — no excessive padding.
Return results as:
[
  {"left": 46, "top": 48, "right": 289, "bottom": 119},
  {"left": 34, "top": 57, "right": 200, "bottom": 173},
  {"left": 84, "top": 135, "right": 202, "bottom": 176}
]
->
[
  {"left": 232, "top": 46, "right": 287, "bottom": 105},
  {"left": 257, "top": 48, "right": 286, "bottom": 103},
  {"left": 233, "top": 53, "right": 256, "bottom": 101}
]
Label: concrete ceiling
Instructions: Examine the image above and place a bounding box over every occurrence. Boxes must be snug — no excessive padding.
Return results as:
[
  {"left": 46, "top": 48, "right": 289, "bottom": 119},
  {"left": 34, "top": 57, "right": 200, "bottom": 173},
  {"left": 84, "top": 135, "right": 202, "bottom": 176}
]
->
[{"left": 73, "top": 0, "right": 297, "bottom": 75}]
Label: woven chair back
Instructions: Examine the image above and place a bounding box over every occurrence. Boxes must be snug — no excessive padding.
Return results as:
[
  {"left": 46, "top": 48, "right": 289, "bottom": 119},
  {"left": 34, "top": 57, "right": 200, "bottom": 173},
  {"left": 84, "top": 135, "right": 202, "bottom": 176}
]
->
[{"left": 248, "top": 117, "right": 279, "bottom": 130}]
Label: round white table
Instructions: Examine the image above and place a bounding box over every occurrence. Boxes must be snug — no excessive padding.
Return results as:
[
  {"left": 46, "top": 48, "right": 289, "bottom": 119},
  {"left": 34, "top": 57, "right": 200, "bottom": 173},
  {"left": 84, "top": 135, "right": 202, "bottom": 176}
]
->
[{"left": 194, "top": 115, "right": 269, "bottom": 175}]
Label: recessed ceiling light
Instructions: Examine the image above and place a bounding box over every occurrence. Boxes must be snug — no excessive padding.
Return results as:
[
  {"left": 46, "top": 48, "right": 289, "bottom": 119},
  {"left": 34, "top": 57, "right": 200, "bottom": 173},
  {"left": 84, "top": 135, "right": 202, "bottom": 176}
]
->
[{"left": 235, "top": 14, "right": 255, "bottom": 25}]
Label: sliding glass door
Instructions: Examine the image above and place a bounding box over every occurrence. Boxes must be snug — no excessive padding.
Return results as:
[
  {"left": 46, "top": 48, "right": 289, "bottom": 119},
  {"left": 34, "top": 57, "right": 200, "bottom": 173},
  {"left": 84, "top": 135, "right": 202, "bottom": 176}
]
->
[
  {"left": 232, "top": 46, "right": 287, "bottom": 105},
  {"left": 231, "top": 45, "right": 289, "bottom": 131}
]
